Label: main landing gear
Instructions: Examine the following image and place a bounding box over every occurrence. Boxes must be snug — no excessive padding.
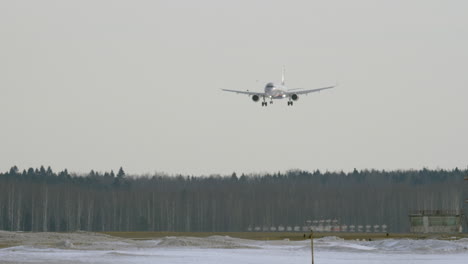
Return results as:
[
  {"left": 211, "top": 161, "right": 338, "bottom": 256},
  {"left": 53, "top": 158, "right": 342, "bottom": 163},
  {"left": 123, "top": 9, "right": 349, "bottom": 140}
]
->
[
  {"left": 287, "top": 101, "right": 294, "bottom": 106},
  {"left": 261, "top": 96, "right": 274, "bottom": 106}
]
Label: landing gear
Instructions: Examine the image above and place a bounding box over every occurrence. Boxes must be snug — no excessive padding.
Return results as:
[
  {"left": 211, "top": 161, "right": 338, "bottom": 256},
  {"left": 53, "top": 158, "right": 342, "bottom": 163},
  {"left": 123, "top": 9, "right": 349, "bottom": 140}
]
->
[
  {"left": 270, "top": 100, "right": 273, "bottom": 104},
  {"left": 261, "top": 102, "right": 268, "bottom": 107},
  {"left": 287, "top": 101, "right": 294, "bottom": 106}
]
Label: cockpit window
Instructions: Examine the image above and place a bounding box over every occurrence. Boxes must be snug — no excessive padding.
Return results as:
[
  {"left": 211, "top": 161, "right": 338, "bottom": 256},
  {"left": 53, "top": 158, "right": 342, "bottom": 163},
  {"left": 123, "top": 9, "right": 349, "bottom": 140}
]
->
[{"left": 266, "top": 83, "right": 274, "bottom": 88}]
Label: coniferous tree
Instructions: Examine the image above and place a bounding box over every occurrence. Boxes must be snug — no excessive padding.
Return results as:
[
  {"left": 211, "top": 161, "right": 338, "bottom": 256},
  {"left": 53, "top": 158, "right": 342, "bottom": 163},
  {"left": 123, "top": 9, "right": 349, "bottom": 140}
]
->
[{"left": 0, "top": 167, "right": 466, "bottom": 232}]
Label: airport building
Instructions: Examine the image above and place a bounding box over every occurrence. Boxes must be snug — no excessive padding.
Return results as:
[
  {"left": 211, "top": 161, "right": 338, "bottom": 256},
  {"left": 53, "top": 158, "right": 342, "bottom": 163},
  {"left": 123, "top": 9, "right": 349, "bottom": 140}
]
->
[{"left": 409, "top": 210, "right": 463, "bottom": 233}]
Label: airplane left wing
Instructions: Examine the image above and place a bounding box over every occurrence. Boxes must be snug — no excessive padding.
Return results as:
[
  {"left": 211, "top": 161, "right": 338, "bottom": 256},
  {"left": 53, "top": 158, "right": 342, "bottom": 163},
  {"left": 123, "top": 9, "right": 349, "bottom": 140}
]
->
[
  {"left": 221, "top": 89, "right": 265, "bottom": 96},
  {"left": 285, "top": 85, "right": 335, "bottom": 95}
]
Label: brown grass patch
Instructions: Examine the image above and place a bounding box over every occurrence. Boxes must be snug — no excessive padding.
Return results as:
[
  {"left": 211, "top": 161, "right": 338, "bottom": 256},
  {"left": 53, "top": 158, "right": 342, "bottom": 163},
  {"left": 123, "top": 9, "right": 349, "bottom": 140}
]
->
[{"left": 0, "top": 243, "right": 17, "bottom": 249}]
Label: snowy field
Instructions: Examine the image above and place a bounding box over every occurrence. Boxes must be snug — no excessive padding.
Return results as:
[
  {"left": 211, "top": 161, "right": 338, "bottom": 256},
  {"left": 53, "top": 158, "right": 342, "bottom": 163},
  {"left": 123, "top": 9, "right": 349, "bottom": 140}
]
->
[{"left": 1, "top": 232, "right": 468, "bottom": 264}]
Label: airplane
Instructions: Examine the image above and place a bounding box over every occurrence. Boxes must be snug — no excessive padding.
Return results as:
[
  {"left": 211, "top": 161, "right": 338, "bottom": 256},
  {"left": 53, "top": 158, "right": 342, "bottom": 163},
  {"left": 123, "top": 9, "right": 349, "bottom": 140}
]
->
[{"left": 221, "top": 68, "right": 335, "bottom": 106}]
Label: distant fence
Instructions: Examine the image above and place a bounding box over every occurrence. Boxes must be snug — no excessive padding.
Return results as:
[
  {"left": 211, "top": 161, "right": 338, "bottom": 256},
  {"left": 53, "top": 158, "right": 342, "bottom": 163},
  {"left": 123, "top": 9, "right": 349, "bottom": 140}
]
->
[{"left": 247, "top": 224, "right": 388, "bottom": 233}]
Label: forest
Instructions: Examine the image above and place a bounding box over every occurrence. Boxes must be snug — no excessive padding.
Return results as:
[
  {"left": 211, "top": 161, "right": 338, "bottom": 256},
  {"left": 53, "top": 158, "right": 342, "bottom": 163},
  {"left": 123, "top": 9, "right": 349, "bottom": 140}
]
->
[{"left": 0, "top": 166, "right": 466, "bottom": 233}]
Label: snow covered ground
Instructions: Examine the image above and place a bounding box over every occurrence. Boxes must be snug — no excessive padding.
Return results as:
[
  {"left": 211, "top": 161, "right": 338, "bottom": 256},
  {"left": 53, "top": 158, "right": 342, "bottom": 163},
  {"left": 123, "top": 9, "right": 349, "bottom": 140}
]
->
[{"left": 1, "top": 232, "right": 468, "bottom": 264}]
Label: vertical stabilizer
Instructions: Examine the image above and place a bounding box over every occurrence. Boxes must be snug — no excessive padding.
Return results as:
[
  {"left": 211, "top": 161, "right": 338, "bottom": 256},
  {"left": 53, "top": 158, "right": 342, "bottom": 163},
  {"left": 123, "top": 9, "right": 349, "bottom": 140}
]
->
[{"left": 281, "top": 66, "right": 285, "bottom": 85}]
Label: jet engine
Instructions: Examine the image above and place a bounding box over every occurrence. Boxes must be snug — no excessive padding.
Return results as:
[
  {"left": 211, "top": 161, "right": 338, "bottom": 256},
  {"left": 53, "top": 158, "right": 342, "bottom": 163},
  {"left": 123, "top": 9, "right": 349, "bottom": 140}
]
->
[
  {"left": 252, "top": 95, "right": 260, "bottom": 102},
  {"left": 291, "top": 94, "right": 299, "bottom": 101}
]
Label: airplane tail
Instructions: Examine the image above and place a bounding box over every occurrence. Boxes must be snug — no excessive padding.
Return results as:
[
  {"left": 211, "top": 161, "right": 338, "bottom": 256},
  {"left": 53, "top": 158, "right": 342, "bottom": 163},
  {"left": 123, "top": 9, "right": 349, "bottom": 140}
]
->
[{"left": 281, "top": 66, "right": 285, "bottom": 85}]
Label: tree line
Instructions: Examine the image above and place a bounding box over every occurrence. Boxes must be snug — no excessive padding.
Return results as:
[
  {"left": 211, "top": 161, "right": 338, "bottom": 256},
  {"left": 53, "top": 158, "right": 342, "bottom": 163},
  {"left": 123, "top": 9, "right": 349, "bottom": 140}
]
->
[{"left": 0, "top": 166, "right": 466, "bottom": 233}]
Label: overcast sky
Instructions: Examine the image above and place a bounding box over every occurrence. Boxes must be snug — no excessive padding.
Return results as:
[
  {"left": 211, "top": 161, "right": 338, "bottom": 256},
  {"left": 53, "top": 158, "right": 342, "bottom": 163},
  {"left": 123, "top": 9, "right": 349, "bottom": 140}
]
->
[{"left": 1, "top": 0, "right": 467, "bottom": 175}]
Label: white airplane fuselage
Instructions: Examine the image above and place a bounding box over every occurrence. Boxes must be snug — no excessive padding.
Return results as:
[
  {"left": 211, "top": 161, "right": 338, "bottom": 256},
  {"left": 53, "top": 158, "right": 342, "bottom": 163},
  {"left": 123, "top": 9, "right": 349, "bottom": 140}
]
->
[{"left": 264, "top": 82, "right": 288, "bottom": 99}]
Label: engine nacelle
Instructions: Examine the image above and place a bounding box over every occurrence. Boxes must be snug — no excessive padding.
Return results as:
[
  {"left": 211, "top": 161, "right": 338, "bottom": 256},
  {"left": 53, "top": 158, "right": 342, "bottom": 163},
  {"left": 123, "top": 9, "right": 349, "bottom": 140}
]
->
[
  {"left": 252, "top": 95, "right": 260, "bottom": 102},
  {"left": 291, "top": 94, "right": 299, "bottom": 101}
]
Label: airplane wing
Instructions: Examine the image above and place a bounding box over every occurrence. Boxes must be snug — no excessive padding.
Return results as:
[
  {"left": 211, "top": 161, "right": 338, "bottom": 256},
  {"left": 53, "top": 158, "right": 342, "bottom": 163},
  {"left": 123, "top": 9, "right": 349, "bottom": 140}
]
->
[
  {"left": 221, "top": 89, "right": 265, "bottom": 96},
  {"left": 285, "top": 85, "right": 335, "bottom": 95}
]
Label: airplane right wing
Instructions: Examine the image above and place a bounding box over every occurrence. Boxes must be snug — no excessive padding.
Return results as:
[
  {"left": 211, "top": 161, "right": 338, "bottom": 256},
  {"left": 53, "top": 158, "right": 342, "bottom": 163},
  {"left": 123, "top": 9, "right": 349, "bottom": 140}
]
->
[
  {"left": 221, "top": 89, "right": 265, "bottom": 96},
  {"left": 285, "top": 85, "right": 335, "bottom": 95}
]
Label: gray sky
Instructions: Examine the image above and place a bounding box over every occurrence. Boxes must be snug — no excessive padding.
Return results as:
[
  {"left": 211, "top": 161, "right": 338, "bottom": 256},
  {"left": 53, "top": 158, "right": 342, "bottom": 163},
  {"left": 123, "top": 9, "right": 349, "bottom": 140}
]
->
[{"left": 1, "top": 0, "right": 467, "bottom": 175}]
